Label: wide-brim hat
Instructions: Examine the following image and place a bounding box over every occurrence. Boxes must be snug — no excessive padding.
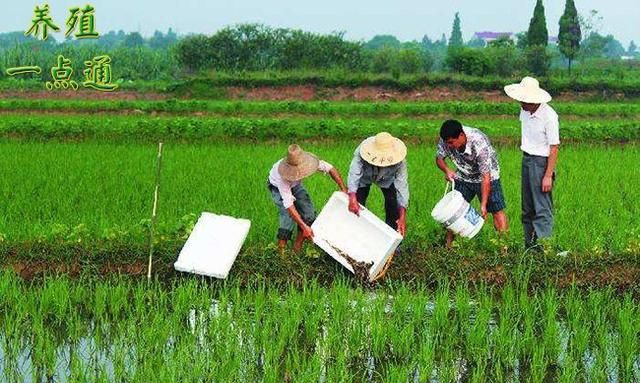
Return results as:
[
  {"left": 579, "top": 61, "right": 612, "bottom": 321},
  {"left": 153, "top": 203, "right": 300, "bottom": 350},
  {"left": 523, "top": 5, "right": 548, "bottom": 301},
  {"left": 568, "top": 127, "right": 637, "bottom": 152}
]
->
[
  {"left": 504, "top": 76, "right": 552, "bottom": 104},
  {"left": 360, "top": 132, "right": 407, "bottom": 167},
  {"left": 278, "top": 144, "right": 320, "bottom": 182}
]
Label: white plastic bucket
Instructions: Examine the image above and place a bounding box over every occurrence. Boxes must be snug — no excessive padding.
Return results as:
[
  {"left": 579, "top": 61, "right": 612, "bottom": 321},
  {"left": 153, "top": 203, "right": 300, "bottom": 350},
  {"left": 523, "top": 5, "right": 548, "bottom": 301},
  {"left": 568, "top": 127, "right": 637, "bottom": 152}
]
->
[{"left": 431, "top": 181, "right": 484, "bottom": 238}]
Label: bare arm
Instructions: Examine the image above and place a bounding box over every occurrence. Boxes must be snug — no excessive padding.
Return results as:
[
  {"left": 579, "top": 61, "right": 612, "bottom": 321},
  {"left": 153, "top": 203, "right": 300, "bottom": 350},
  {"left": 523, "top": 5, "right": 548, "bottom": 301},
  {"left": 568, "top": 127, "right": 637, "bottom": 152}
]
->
[
  {"left": 396, "top": 206, "right": 407, "bottom": 236},
  {"left": 328, "top": 167, "right": 348, "bottom": 193},
  {"left": 286, "top": 206, "right": 313, "bottom": 238},
  {"left": 436, "top": 157, "right": 456, "bottom": 181},
  {"left": 542, "top": 145, "right": 559, "bottom": 193},
  {"left": 480, "top": 173, "right": 491, "bottom": 218}
]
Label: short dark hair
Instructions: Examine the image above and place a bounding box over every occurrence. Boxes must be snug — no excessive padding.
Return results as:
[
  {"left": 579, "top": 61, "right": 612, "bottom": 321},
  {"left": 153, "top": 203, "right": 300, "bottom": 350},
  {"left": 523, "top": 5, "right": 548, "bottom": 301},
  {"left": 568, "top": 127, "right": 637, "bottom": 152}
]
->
[{"left": 440, "top": 120, "right": 464, "bottom": 140}]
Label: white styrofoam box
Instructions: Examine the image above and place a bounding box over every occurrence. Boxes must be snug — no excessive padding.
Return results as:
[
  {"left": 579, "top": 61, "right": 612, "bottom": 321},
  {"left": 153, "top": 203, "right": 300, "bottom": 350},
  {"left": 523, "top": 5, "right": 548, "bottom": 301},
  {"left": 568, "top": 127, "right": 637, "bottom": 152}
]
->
[
  {"left": 174, "top": 212, "right": 251, "bottom": 279},
  {"left": 312, "top": 192, "right": 403, "bottom": 281}
]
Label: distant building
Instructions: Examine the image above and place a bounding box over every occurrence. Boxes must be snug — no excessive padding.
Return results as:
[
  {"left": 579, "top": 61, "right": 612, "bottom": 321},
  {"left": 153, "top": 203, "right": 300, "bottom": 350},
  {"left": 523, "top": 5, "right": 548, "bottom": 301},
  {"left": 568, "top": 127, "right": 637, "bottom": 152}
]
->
[
  {"left": 473, "top": 31, "right": 513, "bottom": 45},
  {"left": 473, "top": 32, "right": 558, "bottom": 46}
]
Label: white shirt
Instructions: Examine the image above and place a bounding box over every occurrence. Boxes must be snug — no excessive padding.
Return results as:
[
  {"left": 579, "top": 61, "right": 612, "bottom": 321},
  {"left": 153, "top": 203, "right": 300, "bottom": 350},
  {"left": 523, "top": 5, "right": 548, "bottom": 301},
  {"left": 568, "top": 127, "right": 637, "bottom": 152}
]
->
[
  {"left": 519, "top": 103, "right": 560, "bottom": 157},
  {"left": 268, "top": 159, "right": 333, "bottom": 209}
]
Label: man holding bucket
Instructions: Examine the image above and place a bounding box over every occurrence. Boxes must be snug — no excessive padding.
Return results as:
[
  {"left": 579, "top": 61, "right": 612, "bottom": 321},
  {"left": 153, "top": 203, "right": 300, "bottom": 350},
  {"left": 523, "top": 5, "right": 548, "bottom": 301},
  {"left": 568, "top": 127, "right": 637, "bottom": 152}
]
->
[
  {"left": 436, "top": 120, "right": 508, "bottom": 248},
  {"left": 347, "top": 132, "right": 409, "bottom": 237},
  {"left": 268, "top": 144, "right": 347, "bottom": 252},
  {"left": 504, "top": 77, "right": 559, "bottom": 250}
]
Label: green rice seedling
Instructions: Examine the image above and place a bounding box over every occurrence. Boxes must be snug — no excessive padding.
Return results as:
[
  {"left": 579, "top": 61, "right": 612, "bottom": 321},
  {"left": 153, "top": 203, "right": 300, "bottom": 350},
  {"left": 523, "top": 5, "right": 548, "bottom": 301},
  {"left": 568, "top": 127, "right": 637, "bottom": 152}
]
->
[
  {"left": 29, "top": 320, "right": 58, "bottom": 383},
  {"left": 3, "top": 114, "right": 638, "bottom": 142},
  {"left": 430, "top": 281, "right": 451, "bottom": 347},
  {"left": 541, "top": 288, "right": 560, "bottom": 368},
  {"left": 2, "top": 99, "right": 639, "bottom": 118},
  {"left": 465, "top": 286, "right": 492, "bottom": 380},
  {"left": 616, "top": 294, "right": 638, "bottom": 382},
  {"left": 383, "top": 363, "right": 414, "bottom": 383},
  {"left": 470, "top": 355, "right": 488, "bottom": 383},
  {"left": 415, "top": 329, "right": 435, "bottom": 383},
  {"left": 528, "top": 344, "right": 547, "bottom": 383},
  {"left": 385, "top": 287, "right": 418, "bottom": 365},
  {"left": 491, "top": 284, "right": 519, "bottom": 380},
  {"left": 366, "top": 291, "right": 390, "bottom": 376},
  {"left": 1, "top": 140, "right": 639, "bottom": 270},
  {"left": 589, "top": 338, "right": 609, "bottom": 382},
  {"left": 2, "top": 274, "right": 640, "bottom": 382},
  {"left": 454, "top": 283, "right": 472, "bottom": 351},
  {"left": 558, "top": 352, "right": 578, "bottom": 383},
  {"left": 517, "top": 289, "right": 537, "bottom": 375}
]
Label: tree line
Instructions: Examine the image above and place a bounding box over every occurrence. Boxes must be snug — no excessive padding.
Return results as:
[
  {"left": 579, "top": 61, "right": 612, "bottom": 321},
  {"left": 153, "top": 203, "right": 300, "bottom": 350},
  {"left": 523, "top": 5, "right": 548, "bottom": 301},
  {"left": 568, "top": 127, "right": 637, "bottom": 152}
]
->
[{"left": 0, "top": 0, "right": 637, "bottom": 82}]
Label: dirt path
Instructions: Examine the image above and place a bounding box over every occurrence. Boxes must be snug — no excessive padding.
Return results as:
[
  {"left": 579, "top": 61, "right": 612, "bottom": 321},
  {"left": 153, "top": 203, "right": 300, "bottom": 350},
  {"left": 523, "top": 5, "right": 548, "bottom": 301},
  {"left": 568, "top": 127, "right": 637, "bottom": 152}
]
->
[
  {"left": 1, "top": 85, "right": 628, "bottom": 102},
  {"left": 0, "top": 89, "right": 167, "bottom": 101}
]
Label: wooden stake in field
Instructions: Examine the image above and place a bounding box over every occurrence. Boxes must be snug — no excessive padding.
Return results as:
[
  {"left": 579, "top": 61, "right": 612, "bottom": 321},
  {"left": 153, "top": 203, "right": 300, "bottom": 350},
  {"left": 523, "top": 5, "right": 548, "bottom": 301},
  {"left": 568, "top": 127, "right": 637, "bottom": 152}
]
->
[{"left": 147, "top": 142, "right": 164, "bottom": 281}]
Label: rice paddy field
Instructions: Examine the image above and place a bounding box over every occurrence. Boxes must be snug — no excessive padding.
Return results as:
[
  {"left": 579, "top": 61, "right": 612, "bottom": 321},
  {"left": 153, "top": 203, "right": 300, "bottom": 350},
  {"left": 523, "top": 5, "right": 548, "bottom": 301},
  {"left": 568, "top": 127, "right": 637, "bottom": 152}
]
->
[{"left": 1, "top": 96, "right": 639, "bottom": 382}]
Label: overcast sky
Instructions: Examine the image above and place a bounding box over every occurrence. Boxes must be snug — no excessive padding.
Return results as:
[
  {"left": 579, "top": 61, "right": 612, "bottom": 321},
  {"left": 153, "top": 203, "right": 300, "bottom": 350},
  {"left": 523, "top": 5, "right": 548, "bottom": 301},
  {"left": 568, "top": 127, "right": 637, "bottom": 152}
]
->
[{"left": 4, "top": 0, "right": 638, "bottom": 46}]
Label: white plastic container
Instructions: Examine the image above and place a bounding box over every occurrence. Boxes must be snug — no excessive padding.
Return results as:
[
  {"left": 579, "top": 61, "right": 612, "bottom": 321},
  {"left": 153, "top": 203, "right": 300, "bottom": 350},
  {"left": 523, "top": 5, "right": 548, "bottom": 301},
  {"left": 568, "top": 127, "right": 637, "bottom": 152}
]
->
[
  {"left": 431, "top": 181, "right": 484, "bottom": 238},
  {"left": 174, "top": 212, "right": 251, "bottom": 279},
  {"left": 312, "top": 192, "right": 403, "bottom": 281}
]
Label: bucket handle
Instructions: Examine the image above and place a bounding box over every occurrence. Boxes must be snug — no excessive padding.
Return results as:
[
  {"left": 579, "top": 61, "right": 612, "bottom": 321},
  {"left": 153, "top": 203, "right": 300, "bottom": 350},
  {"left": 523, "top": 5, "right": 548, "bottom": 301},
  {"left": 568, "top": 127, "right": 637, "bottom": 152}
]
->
[{"left": 443, "top": 179, "right": 455, "bottom": 197}]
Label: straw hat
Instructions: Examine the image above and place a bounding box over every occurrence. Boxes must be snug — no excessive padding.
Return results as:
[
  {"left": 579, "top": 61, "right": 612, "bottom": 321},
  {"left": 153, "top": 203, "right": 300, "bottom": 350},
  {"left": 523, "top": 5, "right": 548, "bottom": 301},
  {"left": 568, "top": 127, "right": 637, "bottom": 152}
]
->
[
  {"left": 359, "top": 132, "right": 407, "bottom": 167},
  {"left": 278, "top": 144, "right": 320, "bottom": 181},
  {"left": 504, "top": 76, "right": 552, "bottom": 104}
]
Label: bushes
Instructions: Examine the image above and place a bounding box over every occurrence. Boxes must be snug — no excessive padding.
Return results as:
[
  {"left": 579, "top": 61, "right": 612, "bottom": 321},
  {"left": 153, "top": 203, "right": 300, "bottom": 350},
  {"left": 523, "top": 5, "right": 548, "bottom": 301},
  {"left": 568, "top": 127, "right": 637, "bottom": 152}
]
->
[
  {"left": 446, "top": 44, "right": 523, "bottom": 77},
  {"left": 369, "top": 47, "right": 433, "bottom": 77},
  {"left": 0, "top": 114, "right": 637, "bottom": 142},
  {"left": 526, "top": 45, "right": 551, "bottom": 76},
  {"left": 176, "top": 24, "right": 366, "bottom": 73},
  {"left": 446, "top": 48, "right": 494, "bottom": 76},
  {"left": 486, "top": 43, "right": 522, "bottom": 77}
]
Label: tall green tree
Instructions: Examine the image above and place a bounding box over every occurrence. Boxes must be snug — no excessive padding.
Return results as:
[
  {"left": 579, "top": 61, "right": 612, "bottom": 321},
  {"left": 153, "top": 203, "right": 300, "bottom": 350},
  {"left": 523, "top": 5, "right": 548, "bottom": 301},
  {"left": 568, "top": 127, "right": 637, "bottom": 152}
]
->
[
  {"left": 365, "top": 35, "right": 401, "bottom": 50},
  {"left": 527, "top": 0, "right": 548, "bottom": 47},
  {"left": 628, "top": 41, "right": 637, "bottom": 56},
  {"left": 449, "top": 12, "right": 463, "bottom": 48},
  {"left": 558, "top": 0, "right": 581, "bottom": 72}
]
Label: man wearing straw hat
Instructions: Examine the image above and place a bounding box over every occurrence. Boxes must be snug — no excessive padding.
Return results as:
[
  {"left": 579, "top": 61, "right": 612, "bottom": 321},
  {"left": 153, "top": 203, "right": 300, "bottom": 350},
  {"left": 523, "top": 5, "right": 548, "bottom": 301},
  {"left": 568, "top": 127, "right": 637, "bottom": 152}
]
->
[
  {"left": 504, "top": 77, "right": 560, "bottom": 250},
  {"left": 347, "top": 132, "right": 409, "bottom": 238},
  {"left": 268, "top": 144, "right": 347, "bottom": 252},
  {"left": 436, "top": 120, "right": 508, "bottom": 248}
]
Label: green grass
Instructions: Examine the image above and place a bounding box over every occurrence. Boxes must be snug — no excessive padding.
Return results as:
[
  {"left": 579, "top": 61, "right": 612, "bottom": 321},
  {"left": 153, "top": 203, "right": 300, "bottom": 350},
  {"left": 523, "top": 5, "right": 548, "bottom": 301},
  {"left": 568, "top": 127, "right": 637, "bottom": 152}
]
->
[
  {"left": 2, "top": 99, "right": 640, "bottom": 117},
  {"left": 169, "top": 71, "right": 640, "bottom": 96},
  {"left": 0, "top": 140, "right": 638, "bottom": 253},
  {"left": 0, "top": 114, "right": 638, "bottom": 142},
  {"left": 0, "top": 272, "right": 637, "bottom": 382}
]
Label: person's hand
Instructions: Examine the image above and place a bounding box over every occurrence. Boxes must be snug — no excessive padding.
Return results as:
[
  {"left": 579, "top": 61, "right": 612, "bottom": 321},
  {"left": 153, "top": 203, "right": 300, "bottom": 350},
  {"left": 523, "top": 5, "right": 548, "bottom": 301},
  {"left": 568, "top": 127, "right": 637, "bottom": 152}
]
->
[
  {"left": 301, "top": 225, "right": 314, "bottom": 239},
  {"left": 542, "top": 175, "right": 553, "bottom": 193},
  {"left": 348, "top": 194, "right": 360, "bottom": 216},
  {"left": 480, "top": 204, "right": 488, "bottom": 219},
  {"left": 445, "top": 169, "right": 457, "bottom": 182},
  {"left": 396, "top": 216, "right": 406, "bottom": 237}
]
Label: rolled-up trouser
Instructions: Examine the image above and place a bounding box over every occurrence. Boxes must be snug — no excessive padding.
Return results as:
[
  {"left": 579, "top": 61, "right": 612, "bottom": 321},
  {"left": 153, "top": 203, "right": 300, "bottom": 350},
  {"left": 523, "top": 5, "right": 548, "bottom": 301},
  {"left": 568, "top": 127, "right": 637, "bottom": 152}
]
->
[
  {"left": 521, "top": 153, "right": 554, "bottom": 246},
  {"left": 356, "top": 184, "right": 399, "bottom": 230},
  {"left": 268, "top": 183, "right": 317, "bottom": 241}
]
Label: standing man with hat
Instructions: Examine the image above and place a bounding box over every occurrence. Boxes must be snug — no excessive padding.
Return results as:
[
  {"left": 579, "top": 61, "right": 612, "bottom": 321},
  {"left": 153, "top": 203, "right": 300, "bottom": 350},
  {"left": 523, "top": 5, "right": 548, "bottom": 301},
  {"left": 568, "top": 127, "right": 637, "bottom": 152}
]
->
[
  {"left": 268, "top": 144, "right": 347, "bottom": 252},
  {"left": 504, "top": 76, "right": 560, "bottom": 250},
  {"left": 347, "top": 132, "right": 409, "bottom": 237}
]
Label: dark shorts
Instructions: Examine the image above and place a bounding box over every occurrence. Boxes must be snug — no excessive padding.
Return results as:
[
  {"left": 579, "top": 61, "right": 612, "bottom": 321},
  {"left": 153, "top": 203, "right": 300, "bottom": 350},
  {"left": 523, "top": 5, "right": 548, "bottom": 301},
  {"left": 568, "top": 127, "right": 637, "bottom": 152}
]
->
[
  {"left": 267, "top": 182, "right": 317, "bottom": 241},
  {"left": 455, "top": 179, "right": 506, "bottom": 214}
]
